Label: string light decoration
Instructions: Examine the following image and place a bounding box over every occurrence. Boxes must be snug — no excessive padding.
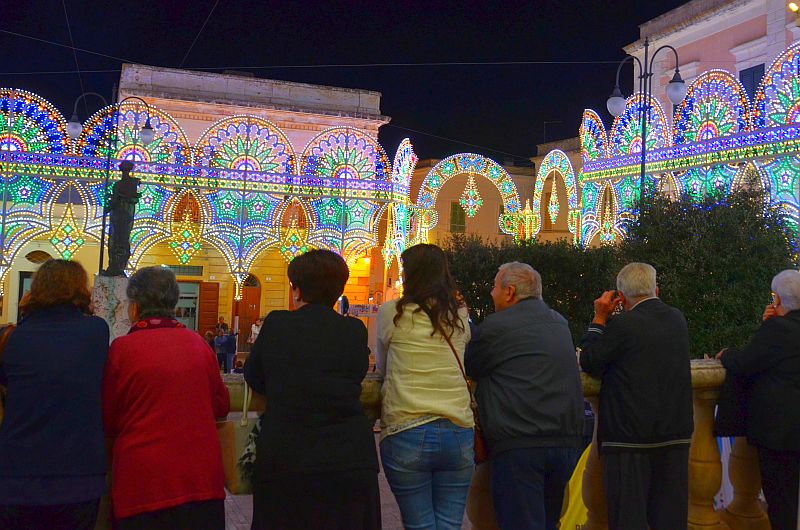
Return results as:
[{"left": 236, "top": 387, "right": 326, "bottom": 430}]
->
[
  {"left": 532, "top": 150, "right": 580, "bottom": 242},
  {"left": 383, "top": 140, "right": 418, "bottom": 269},
  {"left": 674, "top": 70, "right": 750, "bottom": 145},
  {"left": 49, "top": 203, "right": 85, "bottom": 260},
  {"left": 579, "top": 109, "right": 609, "bottom": 168},
  {"left": 459, "top": 175, "right": 483, "bottom": 217},
  {"left": 168, "top": 212, "right": 203, "bottom": 265},
  {"left": 279, "top": 219, "right": 310, "bottom": 262},
  {"left": 75, "top": 101, "right": 190, "bottom": 165},
  {"left": 301, "top": 128, "right": 389, "bottom": 262},
  {"left": 578, "top": 42, "right": 800, "bottom": 244},
  {"left": 417, "top": 153, "right": 520, "bottom": 237},
  {"left": 610, "top": 93, "right": 670, "bottom": 157},
  {"left": 548, "top": 188, "right": 559, "bottom": 224}
]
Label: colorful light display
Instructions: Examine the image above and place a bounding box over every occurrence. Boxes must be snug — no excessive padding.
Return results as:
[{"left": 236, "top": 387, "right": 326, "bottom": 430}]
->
[
  {"left": 575, "top": 41, "right": 800, "bottom": 246},
  {"left": 416, "top": 153, "right": 520, "bottom": 240},
  {"left": 459, "top": 175, "right": 483, "bottom": 217}
]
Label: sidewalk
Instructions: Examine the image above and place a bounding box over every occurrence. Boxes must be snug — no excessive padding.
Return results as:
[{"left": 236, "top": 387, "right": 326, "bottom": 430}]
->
[{"left": 224, "top": 435, "right": 473, "bottom": 529}]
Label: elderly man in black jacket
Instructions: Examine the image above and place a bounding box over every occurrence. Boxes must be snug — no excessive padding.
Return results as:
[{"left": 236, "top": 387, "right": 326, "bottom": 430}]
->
[
  {"left": 717, "top": 269, "right": 800, "bottom": 530},
  {"left": 579, "top": 262, "right": 693, "bottom": 530},
  {"left": 465, "top": 262, "right": 584, "bottom": 530}
]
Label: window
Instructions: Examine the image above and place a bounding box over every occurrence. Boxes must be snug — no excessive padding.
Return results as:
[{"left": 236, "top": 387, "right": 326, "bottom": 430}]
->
[
  {"left": 739, "top": 64, "right": 764, "bottom": 100},
  {"left": 165, "top": 265, "right": 204, "bottom": 277},
  {"left": 449, "top": 202, "right": 466, "bottom": 233}
]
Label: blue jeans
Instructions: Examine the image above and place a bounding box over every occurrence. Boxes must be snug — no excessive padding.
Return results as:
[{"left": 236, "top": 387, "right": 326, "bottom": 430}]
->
[
  {"left": 380, "top": 419, "right": 474, "bottom": 530},
  {"left": 491, "top": 446, "right": 578, "bottom": 530}
]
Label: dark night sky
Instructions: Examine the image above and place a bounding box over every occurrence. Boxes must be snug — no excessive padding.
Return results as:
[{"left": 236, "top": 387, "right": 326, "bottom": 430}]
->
[{"left": 2, "top": 0, "right": 689, "bottom": 164}]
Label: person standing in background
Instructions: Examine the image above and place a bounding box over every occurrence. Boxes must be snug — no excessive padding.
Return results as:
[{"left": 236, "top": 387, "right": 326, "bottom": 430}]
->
[
  {"left": 376, "top": 243, "right": 474, "bottom": 530},
  {"left": 0, "top": 259, "right": 109, "bottom": 530},
  {"left": 466, "top": 262, "right": 584, "bottom": 530}
]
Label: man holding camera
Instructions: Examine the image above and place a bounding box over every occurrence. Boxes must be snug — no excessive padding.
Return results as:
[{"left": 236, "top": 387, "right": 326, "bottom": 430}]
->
[{"left": 578, "top": 262, "right": 693, "bottom": 530}]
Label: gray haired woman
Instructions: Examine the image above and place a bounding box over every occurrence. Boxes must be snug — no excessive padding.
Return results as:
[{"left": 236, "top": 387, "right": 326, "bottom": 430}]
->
[{"left": 102, "top": 266, "right": 230, "bottom": 530}]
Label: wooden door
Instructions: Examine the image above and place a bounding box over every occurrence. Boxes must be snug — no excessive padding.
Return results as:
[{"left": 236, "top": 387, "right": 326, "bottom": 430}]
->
[
  {"left": 232, "top": 276, "right": 261, "bottom": 350},
  {"left": 197, "top": 282, "right": 220, "bottom": 336}
]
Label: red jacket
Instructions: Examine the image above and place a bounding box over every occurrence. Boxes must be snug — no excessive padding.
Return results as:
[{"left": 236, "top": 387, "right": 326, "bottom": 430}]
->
[{"left": 102, "top": 325, "right": 230, "bottom": 518}]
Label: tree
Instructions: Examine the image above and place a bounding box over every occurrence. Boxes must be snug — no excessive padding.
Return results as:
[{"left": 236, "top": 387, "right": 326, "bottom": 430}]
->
[
  {"left": 619, "top": 190, "right": 796, "bottom": 357},
  {"left": 442, "top": 190, "right": 796, "bottom": 357}
]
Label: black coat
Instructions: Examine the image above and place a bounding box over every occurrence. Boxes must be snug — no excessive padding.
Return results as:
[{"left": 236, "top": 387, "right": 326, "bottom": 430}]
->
[
  {"left": 0, "top": 305, "right": 109, "bottom": 479},
  {"left": 465, "top": 298, "right": 584, "bottom": 456},
  {"left": 244, "top": 304, "right": 378, "bottom": 478},
  {"left": 721, "top": 310, "right": 800, "bottom": 451},
  {"left": 579, "top": 298, "right": 694, "bottom": 453}
]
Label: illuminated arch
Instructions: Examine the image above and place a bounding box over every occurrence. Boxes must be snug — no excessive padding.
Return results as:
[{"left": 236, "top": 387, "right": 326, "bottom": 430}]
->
[
  {"left": 610, "top": 93, "right": 670, "bottom": 156},
  {"left": 674, "top": 70, "right": 750, "bottom": 145},
  {"left": 383, "top": 139, "right": 418, "bottom": 268},
  {"left": 415, "top": 153, "right": 521, "bottom": 238},
  {"left": 75, "top": 101, "right": 190, "bottom": 164},
  {"left": 580, "top": 109, "right": 609, "bottom": 166},
  {"left": 591, "top": 182, "right": 624, "bottom": 246},
  {"left": 277, "top": 197, "right": 314, "bottom": 263},
  {"left": 301, "top": 127, "right": 389, "bottom": 261},
  {"left": 754, "top": 41, "right": 800, "bottom": 128},
  {"left": 195, "top": 115, "right": 296, "bottom": 173},
  {"left": 0, "top": 89, "right": 69, "bottom": 154},
  {"left": 532, "top": 150, "right": 580, "bottom": 240}
]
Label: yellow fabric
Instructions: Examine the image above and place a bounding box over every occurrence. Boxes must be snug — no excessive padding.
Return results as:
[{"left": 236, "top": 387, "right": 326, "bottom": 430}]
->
[
  {"left": 378, "top": 300, "right": 473, "bottom": 438},
  {"left": 559, "top": 444, "right": 591, "bottom": 529}
]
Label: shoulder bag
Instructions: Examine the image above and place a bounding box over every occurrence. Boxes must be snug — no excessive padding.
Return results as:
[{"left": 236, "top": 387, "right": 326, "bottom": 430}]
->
[{"left": 443, "top": 333, "right": 489, "bottom": 464}]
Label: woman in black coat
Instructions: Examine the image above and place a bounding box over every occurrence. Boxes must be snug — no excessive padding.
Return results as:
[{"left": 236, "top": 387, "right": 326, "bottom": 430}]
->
[
  {"left": 0, "top": 259, "right": 109, "bottom": 530},
  {"left": 244, "top": 249, "right": 379, "bottom": 530},
  {"left": 718, "top": 269, "right": 800, "bottom": 530}
]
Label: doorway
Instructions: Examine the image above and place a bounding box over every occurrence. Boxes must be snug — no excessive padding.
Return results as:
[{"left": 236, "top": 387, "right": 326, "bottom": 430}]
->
[{"left": 232, "top": 274, "right": 261, "bottom": 351}]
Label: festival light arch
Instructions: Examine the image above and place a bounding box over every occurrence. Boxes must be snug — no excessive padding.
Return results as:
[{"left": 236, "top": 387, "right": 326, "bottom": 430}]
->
[
  {"left": 532, "top": 149, "right": 579, "bottom": 242},
  {"left": 415, "top": 153, "right": 521, "bottom": 240},
  {"left": 301, "top": 127, "right": 390, "bottom": 263}
]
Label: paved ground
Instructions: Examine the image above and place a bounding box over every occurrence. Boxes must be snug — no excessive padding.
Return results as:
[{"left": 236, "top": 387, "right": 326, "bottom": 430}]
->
[{"left": 224, "top": 435, "right": 473, "bottom": 530}]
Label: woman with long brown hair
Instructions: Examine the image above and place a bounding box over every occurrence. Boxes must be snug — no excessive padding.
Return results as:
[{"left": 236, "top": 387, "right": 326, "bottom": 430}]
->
[
  {"left": 0, "top": 259, "right": 109, "bottom": 530},
  {"left": 376, "top": 243, "right": 474, "bottom": 529}
]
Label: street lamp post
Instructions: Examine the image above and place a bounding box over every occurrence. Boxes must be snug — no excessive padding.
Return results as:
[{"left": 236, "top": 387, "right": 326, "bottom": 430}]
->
[
  {"left": 67, "top": 91, "right": 154, "bottom": 274},
  {"left": 606, "top": 37, "right": 688, "bottom": 214}
]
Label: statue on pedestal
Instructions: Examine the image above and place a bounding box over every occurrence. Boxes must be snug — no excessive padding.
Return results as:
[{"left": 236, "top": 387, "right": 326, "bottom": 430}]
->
[{"left": 103, "top": 160, "right": 140, "bottom": 276}]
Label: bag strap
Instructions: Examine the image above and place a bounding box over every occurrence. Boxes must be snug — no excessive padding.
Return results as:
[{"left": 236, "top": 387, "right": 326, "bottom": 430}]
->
[
  {"left": 0, "top": 324, "right": 16, "bottom": 365},
  {"left": 442, "top": 332, "right": 477, "bottom": 411},
  {"left": 240, "top": 383, "right": 252, "bottom": 427}
]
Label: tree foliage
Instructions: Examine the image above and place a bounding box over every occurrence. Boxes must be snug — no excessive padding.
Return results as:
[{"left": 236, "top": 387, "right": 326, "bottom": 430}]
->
[{"left": 442, "top": 190, "right": 796, "bottom": 358}]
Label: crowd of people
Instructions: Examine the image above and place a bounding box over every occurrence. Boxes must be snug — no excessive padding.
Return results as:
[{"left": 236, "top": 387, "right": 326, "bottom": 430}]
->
[{"left": 0, "top": 244, "right": 797, "bottom": 530}]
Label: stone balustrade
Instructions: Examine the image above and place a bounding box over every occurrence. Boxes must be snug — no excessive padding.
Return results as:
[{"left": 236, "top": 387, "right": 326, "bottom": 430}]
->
[{"left": 223, "top": 360, "right": 770, "bottom": 530}]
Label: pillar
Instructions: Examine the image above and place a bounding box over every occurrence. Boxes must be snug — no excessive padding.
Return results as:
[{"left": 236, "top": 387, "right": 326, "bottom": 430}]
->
[{"left": 720, "top": 437, "right": 770, "bottom": 530}]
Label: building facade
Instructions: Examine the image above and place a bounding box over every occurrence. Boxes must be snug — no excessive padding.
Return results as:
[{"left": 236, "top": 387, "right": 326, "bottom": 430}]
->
[
  {"left": 533, "top": 1, "right": 800, "bottom": 249},
  {"left": 0, "top": 65, "right": 542, "bottom": 347}
]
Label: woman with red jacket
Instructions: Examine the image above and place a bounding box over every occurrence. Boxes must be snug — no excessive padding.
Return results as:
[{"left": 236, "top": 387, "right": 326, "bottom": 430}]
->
[{"left": 103, "top": 266, "right": 230, "bottom": 530}]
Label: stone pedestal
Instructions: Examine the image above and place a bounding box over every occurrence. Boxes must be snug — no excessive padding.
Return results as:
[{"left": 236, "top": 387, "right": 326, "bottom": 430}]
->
[{"left": 92, "top": 275, "right": 130, "bottom": 343}]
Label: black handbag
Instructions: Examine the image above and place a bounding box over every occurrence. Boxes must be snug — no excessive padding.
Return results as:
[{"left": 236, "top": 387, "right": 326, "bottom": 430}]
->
[{"left": 713, "top": 371, "right": 750, "bottom": 438}]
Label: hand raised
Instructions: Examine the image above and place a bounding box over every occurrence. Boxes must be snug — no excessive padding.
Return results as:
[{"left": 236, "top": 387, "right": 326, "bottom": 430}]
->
[
  {"left": 593, "top": 290, "right": 622, "bottom": 325},
  {"left": 762, "top": 304, "right": 777, "bottom": 322}
]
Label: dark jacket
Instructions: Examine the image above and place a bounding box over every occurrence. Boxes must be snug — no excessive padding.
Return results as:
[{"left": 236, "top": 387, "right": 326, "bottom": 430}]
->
[
  {"left": 579, "top": 298, "right": 693, "bottom": 453},
  {"left": 465, "top": 298, "right": 584, "bottom": 457},
  {"left": 244, "top": 304, "right": 378, "bottom": 477},
  {"left": 0, "top": 305, "right": 109, "bottom": 481},
  {"left": 721, "top": 310, "right": 800, "bottom": 451}
]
